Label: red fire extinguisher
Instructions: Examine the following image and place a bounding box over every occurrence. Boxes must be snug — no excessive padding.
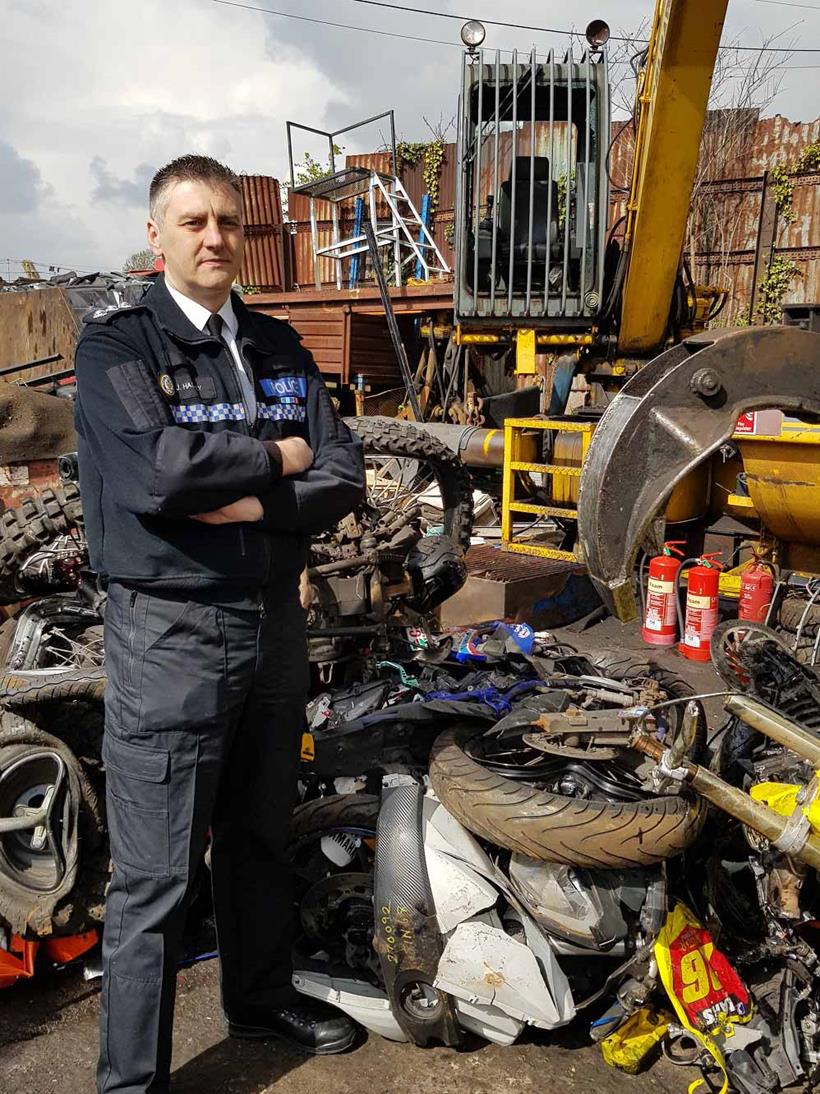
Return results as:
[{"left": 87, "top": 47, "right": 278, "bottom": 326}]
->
[
  {"left": 680, "top": 553, "right": 724, "bottom": 662},
  {"left": 642, "top": 542, "right": 685, "bottom": 647},
  {"left": 739, "top": 557, "right": 776, "bottom": 623}
]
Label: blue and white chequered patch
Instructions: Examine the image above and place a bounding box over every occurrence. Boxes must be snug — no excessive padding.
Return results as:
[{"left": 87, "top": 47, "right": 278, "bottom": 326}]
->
[
  {"left": 257, "top": 404, "right": 306, "bottom": 422},
  {"left": 172, "top": 402, "right": 246, "bottom": 424}
]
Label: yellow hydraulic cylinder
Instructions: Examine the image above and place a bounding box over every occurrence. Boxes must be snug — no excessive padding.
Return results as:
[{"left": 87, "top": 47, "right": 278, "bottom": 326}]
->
[{"left": 618, "top": 0, "right": 728, "bottom": 354}]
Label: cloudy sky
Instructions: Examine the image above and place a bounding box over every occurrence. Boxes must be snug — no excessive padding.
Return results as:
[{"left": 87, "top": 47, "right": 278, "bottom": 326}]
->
[{"left": 2, "top": 0, "right": 818, "bottom": 277}]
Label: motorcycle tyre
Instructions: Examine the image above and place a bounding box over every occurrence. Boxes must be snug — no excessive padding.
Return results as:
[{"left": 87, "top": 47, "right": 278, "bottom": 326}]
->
[
  {"left": 429, "top": 726, "right": 707, "bottom": 869},
  {"left": 346, "top": 417, "right": 474, "bottom": 551},
  {"left": 0, "top": 710, "right": 107, "bottom": 938},
  {"left": 0, "top": 485, "right": 84, "bottom": 603},
  {"left": 289, "top": 793, "right": 380, "bottom": 844}
]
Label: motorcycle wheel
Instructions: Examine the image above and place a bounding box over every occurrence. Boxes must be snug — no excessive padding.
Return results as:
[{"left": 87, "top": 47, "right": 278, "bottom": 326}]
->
[
  {"left": 288, "top": 795, "right": 380, "bottom": 980},
  {"left": 584, "top": 650, "right": 707, "bottom": 760},
  {"left": 0, "top": 485, "right": 85, "bottom": 603},
  {"left": 709, "top": 620, "right": 792, "bottom": 690},
  {"left": 430, "top": 726, "right": 706, "bottom": 869},
  {"left": 346, "top": 417, "right": 474, "bottom": 551},
  {"left": 0, "top": 710, "right": 107, "bottom": 937},
  {"left": 427, "top": 659, "right": 708, "bottom": 871}
]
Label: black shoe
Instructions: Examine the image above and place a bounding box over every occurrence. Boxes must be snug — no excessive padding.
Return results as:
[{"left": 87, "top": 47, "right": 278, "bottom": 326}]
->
[{"left": 226, "top": 997, "right": 356, "bottom": 1055}]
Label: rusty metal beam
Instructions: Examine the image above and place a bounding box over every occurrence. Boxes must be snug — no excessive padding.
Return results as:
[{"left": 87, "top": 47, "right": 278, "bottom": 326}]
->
[
  {"left": 750, "top": 170, "right": 778, "bottom": 322},
  {"left": 576, "top": 326, "right": 820, "bottom": 621}
]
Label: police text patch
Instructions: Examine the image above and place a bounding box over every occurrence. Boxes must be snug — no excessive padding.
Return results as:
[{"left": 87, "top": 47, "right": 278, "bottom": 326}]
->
[{"left": 260, "top": 376, "right": 307, "bottom": 401}]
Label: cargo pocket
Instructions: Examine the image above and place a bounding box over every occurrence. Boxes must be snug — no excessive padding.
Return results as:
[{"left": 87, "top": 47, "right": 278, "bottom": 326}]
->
[
  {"left": 103, "top": 732, "right": 170, "bottom": 876},
  {"left": 133, "top": 595, "right": 226, "bottom": 731}
]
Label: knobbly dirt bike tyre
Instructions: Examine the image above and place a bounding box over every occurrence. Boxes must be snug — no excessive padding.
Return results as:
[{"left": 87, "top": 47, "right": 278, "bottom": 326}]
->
[
  {"left": 0, "top": 485, "right": 85, "bottom": 603},
  {"left": 346, "top": 417, "right": 474, "bottom": 551},
  {"left": 779, "top": 597, "right": 820, "bottom": 638}
]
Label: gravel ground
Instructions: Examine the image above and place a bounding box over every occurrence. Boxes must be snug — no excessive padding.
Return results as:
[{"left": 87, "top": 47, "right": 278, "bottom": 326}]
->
[{"left": 0, "top": 958, "right": 698, "bottom": 1094}]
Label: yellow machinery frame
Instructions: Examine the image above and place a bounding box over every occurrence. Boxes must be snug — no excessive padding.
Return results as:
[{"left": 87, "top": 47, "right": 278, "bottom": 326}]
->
[{"left": 501, "top": 417, "right": 595, "bottom": 561}]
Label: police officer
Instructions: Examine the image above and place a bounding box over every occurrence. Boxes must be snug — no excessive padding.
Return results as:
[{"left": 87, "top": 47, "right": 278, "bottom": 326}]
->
[{"left": 75, "top": 154, "right": 365, "bottom": 1094}]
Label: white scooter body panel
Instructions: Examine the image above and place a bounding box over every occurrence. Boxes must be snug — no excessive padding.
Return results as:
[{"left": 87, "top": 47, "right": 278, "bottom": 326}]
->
[
  {"left": 434, "top": 919, "right": 572, "bottom": 1030},
  {"left": 422, "top": 794, "right": 576, "bottom": 1033},
  {"left": 293, "top": 970, "right": 409, "bottom": 1042}
]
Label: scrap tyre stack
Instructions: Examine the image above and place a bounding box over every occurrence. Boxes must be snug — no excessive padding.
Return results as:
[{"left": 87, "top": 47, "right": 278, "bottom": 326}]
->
[{"left": 0, "top": 485, "right": 107, "bottom": 937}]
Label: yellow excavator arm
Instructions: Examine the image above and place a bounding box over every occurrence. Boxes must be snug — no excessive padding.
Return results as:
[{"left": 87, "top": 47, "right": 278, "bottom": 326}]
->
[{"left": 618, "top": 0, "right": 728, "bottom": 355}]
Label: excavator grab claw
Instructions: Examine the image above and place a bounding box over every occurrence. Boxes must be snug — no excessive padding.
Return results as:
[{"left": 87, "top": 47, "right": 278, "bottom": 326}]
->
[{"left": 576, "top": 326, "right": 820, "bottom": 622}]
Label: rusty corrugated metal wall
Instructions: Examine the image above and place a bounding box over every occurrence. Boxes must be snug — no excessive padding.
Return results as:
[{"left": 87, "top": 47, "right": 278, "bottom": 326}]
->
[
  {"left": 239, "top": 175, "right": 291, "bottom": 292},
  {"left": 609, "top": 113, "right": 820, "bottom": 322}
]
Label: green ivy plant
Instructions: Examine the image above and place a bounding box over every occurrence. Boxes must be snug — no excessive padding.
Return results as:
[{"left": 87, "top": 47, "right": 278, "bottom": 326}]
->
[
  {"left": 556, "top": 170, "right": 576, "bottom": 232},
  {"left": 395, "top": 138, "right": 446, "bottom": 215},
  {"left": 771, "top": 142, "right": 820, "bottom": 224},
  {"left": 422, "top": 138, "right": 446, "bottom": 215},
  {"left": 395, "top": 141, "right": 427, "bottom": 169},
  {"left": 754, "top": 255, "right": 800, "bottom": 325}
]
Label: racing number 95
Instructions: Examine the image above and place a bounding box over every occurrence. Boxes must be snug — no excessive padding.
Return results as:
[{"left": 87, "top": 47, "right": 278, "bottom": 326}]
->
[{"left": 680, "top": 948, "right": 722, "bottom": 1004}]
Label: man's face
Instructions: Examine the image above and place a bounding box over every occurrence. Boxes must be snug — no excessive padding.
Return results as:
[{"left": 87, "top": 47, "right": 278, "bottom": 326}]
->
[{"left": 147, "top": 178, "right": 245, "bottom": 306}]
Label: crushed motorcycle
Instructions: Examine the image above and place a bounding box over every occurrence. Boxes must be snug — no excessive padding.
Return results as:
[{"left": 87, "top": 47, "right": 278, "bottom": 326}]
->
[
  {"left": 287, "top": 633, "right": 820, "bottom": 1093},
  {"left": 288, "top": 652, "right": 707, "bottom": 1042}
]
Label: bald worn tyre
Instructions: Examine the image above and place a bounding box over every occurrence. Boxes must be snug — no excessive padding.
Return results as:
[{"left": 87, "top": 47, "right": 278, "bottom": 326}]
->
[{"left": 429, "top": 727, "right": 706, "bottom": 869}]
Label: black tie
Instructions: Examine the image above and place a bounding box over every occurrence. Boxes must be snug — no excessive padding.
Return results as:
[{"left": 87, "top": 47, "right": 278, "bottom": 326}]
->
[
  {"left": 205, "top": 313, "right": 257, "bottom": 423},
  {"left": 206, "top": 313, "right": 225, "bottom": 343}
]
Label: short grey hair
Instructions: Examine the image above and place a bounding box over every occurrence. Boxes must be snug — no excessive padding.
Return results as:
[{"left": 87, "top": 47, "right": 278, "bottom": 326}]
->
[{"left": 148, "top": 155, "right": 242, "bottom": 222}]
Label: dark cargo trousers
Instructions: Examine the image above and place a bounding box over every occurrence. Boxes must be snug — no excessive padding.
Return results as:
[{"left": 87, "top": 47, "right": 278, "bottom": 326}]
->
[{"left": 98, "top": 582, "right": 308, "bottom": 1094}]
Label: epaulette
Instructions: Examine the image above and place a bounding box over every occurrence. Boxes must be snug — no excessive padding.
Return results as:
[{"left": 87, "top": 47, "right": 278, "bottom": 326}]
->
[{"left": 83, "top": 301, "right": 147, "bottom": 326}]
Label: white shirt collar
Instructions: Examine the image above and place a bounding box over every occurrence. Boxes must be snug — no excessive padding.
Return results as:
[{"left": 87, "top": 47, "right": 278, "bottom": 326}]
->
[{"left": 165, "top": 280, "right": 238, "bottom": 338}]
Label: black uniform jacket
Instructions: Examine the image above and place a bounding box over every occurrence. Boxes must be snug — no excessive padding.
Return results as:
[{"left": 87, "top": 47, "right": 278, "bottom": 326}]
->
[{"left": 74, "top": 275, "right": 365, "bottom": 601}]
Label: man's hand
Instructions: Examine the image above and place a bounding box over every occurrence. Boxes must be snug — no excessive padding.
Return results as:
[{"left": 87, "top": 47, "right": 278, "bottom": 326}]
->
[
  {"left": 191, "top": 496, "right": 264, "bottom": 524},
  {"left": 267, "top": 436, "right": 314, "bottom": 477},
  {"left": 299, "top": 566, "right": 312, "bottom": 610}
]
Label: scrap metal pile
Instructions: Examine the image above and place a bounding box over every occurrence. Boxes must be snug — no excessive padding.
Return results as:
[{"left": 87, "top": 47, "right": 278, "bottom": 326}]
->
[{"left": 0, "top": 429, "right": 819, "bottom": 1094}]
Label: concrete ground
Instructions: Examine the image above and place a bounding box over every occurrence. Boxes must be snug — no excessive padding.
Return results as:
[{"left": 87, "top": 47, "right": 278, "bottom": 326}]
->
[
  {"left": 1, "top": 616, "right": 717, "bottom": 1093},
  {"left": 0, "top": 958, "right": 698, "bottom": 1094}
]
